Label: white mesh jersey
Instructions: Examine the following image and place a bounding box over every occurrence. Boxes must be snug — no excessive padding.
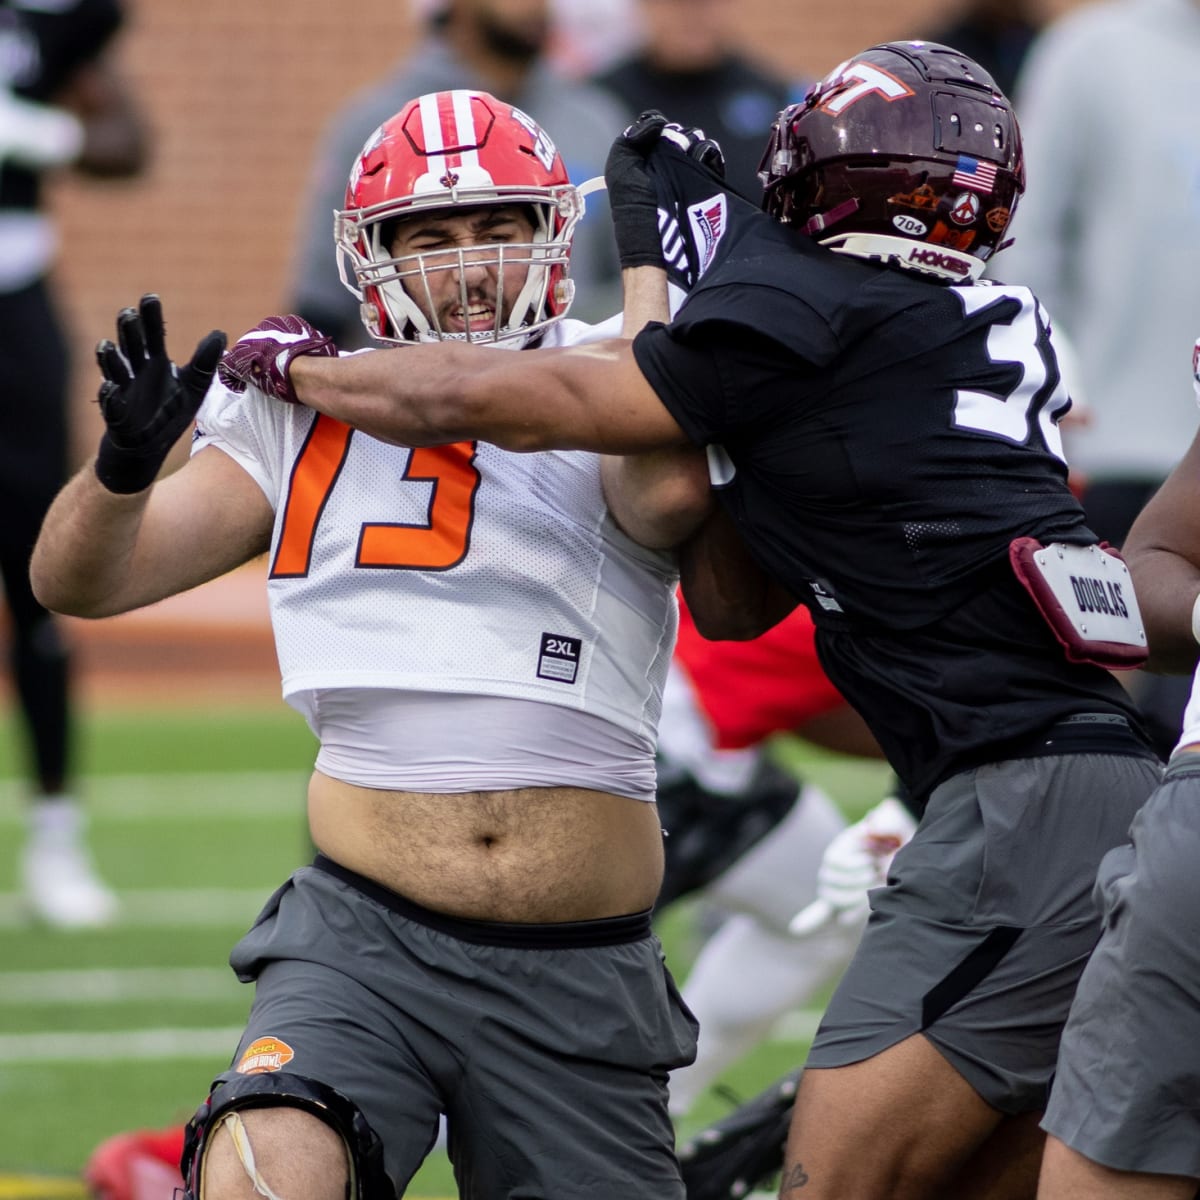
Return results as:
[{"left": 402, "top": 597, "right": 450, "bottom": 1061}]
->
[{"left": 191, "top": 316, "right": 679, "bottom": 763}]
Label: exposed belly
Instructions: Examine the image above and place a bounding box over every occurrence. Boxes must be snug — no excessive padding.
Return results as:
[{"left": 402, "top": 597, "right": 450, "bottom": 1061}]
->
[{"left": 307, "top": 769, "right": 665, "bottom": 922}]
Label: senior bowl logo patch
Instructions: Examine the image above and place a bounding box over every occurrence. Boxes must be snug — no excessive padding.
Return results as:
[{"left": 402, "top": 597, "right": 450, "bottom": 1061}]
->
[
  {"left": 687, "top": 194, "right": 728, "bottom": 278},
  {"left": 236, "top": 1036, "right": 296, "bottom": 1075}
]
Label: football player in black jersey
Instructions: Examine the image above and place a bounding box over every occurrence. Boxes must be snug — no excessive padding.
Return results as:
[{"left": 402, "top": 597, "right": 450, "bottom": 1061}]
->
[
  {"left": 106, "top": 40, "right": 1162, "bottom": 1200},
  {"left": 1, "top": 0, "right": 147, "bottom": 928}
]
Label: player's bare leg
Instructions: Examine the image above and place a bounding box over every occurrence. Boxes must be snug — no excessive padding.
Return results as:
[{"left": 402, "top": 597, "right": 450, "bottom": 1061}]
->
[
  {"left": 1037, "top": 1135, "right": 1198, "bottom": 1200},
  {"left": 780, "top": 1033, "right": 1038, "bottom": 1200},
  {"left": 942, "top": 1110, "right": 1044, "bottom": 1200},
  {"left": 199, "top": 1106, "right": 348, "bottom": 1200}
]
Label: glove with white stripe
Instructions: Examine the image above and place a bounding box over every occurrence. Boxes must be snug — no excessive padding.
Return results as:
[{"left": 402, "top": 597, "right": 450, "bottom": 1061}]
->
[{"left": 217, "top": 315, "right": 337, "bottom": 405}]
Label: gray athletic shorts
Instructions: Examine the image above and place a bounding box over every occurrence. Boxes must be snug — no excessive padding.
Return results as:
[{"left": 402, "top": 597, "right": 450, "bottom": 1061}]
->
[
  {"left": 807, "top": 736, "right": 1160, "bottom": 1114},
  {"left": 209, "top": 857, "right": 699, "bottom": 1199},
  {"left": 1042, "top": 753, "right": 1200, "bottom": 1176}
]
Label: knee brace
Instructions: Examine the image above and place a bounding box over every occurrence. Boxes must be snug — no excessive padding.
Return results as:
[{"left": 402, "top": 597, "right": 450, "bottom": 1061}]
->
[{"left": 181, "top": 1072, "right": 390, "bottom": 1200}]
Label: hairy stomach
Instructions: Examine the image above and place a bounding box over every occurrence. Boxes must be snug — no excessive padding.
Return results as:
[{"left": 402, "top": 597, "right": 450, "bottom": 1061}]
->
[{"left": 307, "top": 769, "right": 664, "bottom": 922}]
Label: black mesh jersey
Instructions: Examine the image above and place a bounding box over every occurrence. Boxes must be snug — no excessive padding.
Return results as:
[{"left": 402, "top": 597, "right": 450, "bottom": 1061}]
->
[
  {"left": 0, "top": 0, "right": 123, "bottom": 211},
  {"left": 632, "top": 154, "right": 1152, "bottom": 797}
]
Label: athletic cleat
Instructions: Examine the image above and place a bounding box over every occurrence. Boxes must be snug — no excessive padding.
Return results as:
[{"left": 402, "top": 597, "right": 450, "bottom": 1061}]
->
[
  {"left": 85, "top": 1125, "right": 185, "bottom": 1200},
  {"left": 678, "top": 1068, "right": 802, "bottom": 1200},
  {"left": 22, "top": 798, "right": 119, "bottom": 929}
]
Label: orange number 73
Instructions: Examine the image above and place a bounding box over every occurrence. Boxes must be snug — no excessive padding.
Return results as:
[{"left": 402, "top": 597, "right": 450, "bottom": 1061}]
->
[{"left": 269, "top": 414, "right": 481, "bottom": 578}]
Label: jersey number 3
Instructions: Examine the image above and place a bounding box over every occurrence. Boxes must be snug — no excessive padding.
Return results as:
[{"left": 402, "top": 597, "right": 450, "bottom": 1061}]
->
[
  {"left": 270, "top": 415, "right": 480, "bottom": 577},
  {"left": 952, "top": 286, "right": 1070, "bottom": 463}
]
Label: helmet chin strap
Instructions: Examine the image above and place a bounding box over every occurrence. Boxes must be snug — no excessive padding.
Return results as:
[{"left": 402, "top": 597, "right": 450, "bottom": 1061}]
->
[{"left": 821, "top": 232, "right": 987, "bottom": 282}]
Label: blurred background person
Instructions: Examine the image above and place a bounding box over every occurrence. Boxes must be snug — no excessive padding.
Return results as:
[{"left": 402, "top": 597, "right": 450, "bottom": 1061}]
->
[
  {"left": 590, "top": 0, "right": 807, "bottom": 200},
  {"left": 547, "top": 0, "right": 640, "bottom": 78},
  {"left": 919, "top": 0, "right": 1043, "bottom": 100},
  {"left": 288, "top": 0, "right": 626, "bottom": 346},
  {"left": 997, "top": 0, "right": 1200, "bottom": 759},
  {"left": 1, "top": 0, "right": 148, "bottom": 928}
]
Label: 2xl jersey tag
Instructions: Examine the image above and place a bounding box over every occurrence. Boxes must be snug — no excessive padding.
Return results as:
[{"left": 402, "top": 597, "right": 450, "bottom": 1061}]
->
[{"left": 537, "top": 633, "right": 582, "bottom": 683}]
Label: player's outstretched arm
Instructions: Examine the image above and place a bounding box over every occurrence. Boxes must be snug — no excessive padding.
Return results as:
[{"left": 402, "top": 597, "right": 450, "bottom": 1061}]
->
[
  {"left": 244, "top": 329, "right": 687, "bottom": 454},
  {"left": 600, "top": 445, "right": 711, "bottom": 550},
  {"left": 601, "top": 264, "right": 713, "bottom": 548},
  {"left": 31, "top": 297, "right": 272, "bottom": 618},
  {"left": 679, "top": 505, "right": 800, "bottom": 640}
]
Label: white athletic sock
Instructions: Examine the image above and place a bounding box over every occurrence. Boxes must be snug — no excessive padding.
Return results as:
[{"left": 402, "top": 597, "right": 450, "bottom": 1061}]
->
[{"left": 28, "top": 794, "right": 85, "bottom": 842}]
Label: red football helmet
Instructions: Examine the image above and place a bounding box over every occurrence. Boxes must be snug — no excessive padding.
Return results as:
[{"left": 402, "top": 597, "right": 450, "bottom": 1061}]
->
[
  {"left": 336, "top": 90, "right": 584, "bottom": 346},
  {"left": 759, "top": 41, "right": 1024, "bottom": 281}
]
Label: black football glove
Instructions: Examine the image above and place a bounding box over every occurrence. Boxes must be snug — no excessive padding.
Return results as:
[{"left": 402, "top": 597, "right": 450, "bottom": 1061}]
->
[
  {"left": 94, "top": 294, "right": 227, "bottom": 494},
  {"left": 605, "top": 110, "right": 726, "bottom": 270},
  {"left": 660, "top": 122, "right": 726, "bottom": 180}
]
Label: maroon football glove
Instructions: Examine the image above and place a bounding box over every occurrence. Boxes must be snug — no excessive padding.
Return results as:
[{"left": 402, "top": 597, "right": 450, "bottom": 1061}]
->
[{"left": 217, "top": 315, "right": 337, "bottom": 404}]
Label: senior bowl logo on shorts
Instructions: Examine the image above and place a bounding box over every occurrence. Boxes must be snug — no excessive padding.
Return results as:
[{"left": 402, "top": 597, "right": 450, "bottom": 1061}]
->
[{"left": 236, "top": 1036, "right": 296, "bottom": 1075}]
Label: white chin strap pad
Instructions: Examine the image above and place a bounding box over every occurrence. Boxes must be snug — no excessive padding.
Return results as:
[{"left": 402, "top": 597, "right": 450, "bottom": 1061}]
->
[{"left": 822, "top": 232, "right": 986, "bottom": 282}]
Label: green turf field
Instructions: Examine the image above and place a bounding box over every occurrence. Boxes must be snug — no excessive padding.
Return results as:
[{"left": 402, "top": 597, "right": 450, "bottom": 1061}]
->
[{"left": 0, "top": 701, "right": 891, "bottom": 1197}]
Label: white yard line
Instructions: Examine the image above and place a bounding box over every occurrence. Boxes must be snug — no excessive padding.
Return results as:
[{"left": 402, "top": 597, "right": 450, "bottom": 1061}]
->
[
  {"left": 0, "top": 1018, "right": 820, "bottom": 1067},
  {"left": 0, "top": 1026, "right": 245, "bottom": 1065},
  {"left": 0, "top": 771, "right": 309, "bottom": 822},
  {"left": 0, "top": 966, "right": 242, "bottom": 1004},
  {"left": 0, "top": 887, "right": 273, "bottom": 929}
]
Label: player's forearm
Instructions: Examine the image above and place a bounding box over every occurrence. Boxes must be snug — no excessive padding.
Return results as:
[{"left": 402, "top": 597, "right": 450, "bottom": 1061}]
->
[
  {"left": 290, "top": 347, "right": 478, "bottom": 446},
  {"left": 600, "top": 448, "right": 712, "bottom": 550},
  {"left": 290, "top": 340, "right": 668, "bottom": 454},
  {"left": 597, "top": 268, "right": 707, "bottom": 549},
  {"left": 679, "top": 506, "right": 799, "bottom": 639},
  {"left": 620, "top": 266, "right": 670, "bottom": 338},
  {"left": 1124, "top": 544, "right": 1200, "bottom": 674},
  {"left": 1123, "top": 431, "right": 1200, "bottom": 673},
  {"left": 30, "top": 465, "right": 153, "bottom": 617}
]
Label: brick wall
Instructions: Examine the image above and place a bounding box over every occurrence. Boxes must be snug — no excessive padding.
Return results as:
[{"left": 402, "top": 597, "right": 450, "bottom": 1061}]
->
[{"left": 47, "top": 0, "right": 1088, "bottom": 461}]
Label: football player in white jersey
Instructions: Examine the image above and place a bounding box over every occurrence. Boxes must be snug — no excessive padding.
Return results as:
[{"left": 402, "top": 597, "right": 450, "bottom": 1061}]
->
[{"left": 32, "top": 90, "right": 702, "bottom": 1200}]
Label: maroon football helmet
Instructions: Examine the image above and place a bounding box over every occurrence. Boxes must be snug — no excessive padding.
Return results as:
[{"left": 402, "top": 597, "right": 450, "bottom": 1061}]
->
[{"left": 759, "top": 41, "right": 1024, "bottom": 281}]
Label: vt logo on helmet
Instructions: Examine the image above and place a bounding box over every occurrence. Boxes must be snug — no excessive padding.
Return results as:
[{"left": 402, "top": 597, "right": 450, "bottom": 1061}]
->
[
  {"left": 758, "top": 41, "right": 1025, "bottom": 281},
  {"left": 336, "top": 90, "right": 585, "bottom": 347}
]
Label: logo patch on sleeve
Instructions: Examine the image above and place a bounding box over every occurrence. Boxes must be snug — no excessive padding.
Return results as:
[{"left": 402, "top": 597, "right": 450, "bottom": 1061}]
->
[
  {"left": 236, "top": 1036, "right": 295, "bottom": 1074},
  {"left": 687, "top": 193, "right": 728, "bottom": 278},
  {"left": 537, "top": 633, "right": 582, "bottom": 683}
]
